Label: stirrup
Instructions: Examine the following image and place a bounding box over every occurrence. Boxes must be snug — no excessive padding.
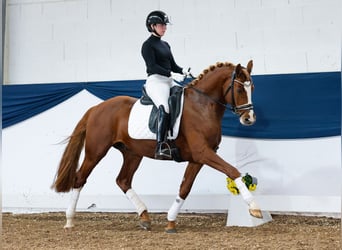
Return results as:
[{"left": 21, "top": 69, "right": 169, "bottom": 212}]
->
[{"left": 155, "top": 142, "right": 172, "bottom": 160}]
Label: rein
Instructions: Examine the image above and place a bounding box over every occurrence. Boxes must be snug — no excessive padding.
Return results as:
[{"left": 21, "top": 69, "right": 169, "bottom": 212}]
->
[
  {"left": 185, "top": 70, "right": 254, "bottom": 114},
  {"left": 187, "top": 84, "right": 228, "bottom": 109}
]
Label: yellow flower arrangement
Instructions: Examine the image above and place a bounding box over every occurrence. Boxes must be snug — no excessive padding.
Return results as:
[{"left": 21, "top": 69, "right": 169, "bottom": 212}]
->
[{"left": 226, "top": 173, "right": 257, "bottom": 195}]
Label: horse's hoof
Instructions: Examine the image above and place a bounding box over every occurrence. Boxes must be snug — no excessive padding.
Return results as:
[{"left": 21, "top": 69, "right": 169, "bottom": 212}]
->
[
  {"left": 63, "top": 225, "right": 74, "bottom": 231},
  {"left": 249, "top": 209, "right": 263, "bottom": 219},
  {"left": 64, "top": 222, "right": 75, "bottom": 229},
  {"left": 165, "top": 221, "right": 177, "bottom": 233},
  {"left": 139, "top": 210, "right": 151, "bottom": 230},
  {"left": 139, "top": 220, "right": 151, "bottom": 231},
  {"left": 165, "top": 228, "right": 177, "bottom": 234}
]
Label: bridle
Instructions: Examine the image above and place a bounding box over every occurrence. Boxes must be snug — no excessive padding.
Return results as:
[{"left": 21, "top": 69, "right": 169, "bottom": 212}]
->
[
  {"left": 224, "top": 71, "right": 254, "bottom": 114},
  {"left": 186, "top": 69, "right": 254, "bottom": 115}
]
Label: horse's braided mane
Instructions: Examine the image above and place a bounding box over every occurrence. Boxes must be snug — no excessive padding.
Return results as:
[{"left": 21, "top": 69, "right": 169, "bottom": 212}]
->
[{"left": 189, "top": 62, "right": 234, "bottom": 86}]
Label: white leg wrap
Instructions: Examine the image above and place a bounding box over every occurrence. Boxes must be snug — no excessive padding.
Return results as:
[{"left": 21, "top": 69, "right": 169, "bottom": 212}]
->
[
  {"left": 235, "top": 177, "right": 253, "bottom": 205},
  {"left": 65, "top": 187, "right": 82, "bottom": 228},
  {"left": 167, "top": 195, "right": 185, "bottom": 221},
  {"left": 125, "top": 189, "right": 147, "bottom": 216}
]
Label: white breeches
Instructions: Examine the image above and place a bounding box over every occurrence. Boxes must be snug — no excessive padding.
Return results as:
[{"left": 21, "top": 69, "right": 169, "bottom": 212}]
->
[{"left": 144, "top": 74, "right": 178, "bottom": 113}]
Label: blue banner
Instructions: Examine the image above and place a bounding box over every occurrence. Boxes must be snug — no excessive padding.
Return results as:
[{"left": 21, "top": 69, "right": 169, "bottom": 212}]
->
[{"left": 2, "top": 72, "right": 341, "bottom": 139}]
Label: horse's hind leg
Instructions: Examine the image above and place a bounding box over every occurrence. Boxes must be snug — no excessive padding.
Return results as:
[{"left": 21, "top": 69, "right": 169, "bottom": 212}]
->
[
  {"left": 165, "top": 162, "right": 203, "bottom": 233},
  {"left": 64, "top": 149, "right": 110, "bottom": 229},
  {"left": 64, "top": 187, "right": 82, "bottom": 229},
  {"left": 115, "top": 151, "right": 151, "bottom": 230}
]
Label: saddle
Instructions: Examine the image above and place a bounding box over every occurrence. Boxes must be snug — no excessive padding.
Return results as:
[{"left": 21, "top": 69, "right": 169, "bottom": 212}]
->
[
  {"left": 140, "top": 85, "right": 184, "bottom": 162},
  {"left": 140, "top": 85, "right": 183, "bottom": 136}
]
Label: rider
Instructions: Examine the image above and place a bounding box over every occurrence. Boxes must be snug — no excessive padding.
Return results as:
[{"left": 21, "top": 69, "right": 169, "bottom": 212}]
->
[{"left": 141, "top": 10, "right": 189, "bottom": 160}]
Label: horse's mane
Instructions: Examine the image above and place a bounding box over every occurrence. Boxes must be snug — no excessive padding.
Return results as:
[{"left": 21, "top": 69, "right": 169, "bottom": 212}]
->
[{"left": 189, "top": 62, "right": 234, "bottom": 86}]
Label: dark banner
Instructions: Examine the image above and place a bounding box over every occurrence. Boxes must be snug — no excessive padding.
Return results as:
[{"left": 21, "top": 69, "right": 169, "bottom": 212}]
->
[{"left": 2, "top": 72, "right": 341, "bottom": 139}]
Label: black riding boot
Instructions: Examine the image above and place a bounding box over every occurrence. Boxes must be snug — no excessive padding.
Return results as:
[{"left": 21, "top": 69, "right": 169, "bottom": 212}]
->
[{"left": 155, "top": 105, "right": 172, "bottom": 160}]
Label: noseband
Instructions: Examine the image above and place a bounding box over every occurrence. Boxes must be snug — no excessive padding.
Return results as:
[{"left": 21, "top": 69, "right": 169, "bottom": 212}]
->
[{"left": 187, "top": 69, "right": 254, "bottom": 115}]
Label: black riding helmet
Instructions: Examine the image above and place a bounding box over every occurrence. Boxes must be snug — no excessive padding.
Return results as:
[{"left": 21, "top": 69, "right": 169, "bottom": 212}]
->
[{"left": 146, "top": 10, "right": 170, "bottom": 32}]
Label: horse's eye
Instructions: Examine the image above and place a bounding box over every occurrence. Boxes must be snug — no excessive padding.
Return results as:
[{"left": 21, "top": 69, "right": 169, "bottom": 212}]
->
[{"left": 237, "top": 87, "right": 244, "bottom": 94}]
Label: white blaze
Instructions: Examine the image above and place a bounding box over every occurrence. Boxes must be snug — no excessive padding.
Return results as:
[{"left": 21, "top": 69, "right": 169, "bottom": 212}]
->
[{"left": 243, "top": 81, "right": 255, "bottom": 123}]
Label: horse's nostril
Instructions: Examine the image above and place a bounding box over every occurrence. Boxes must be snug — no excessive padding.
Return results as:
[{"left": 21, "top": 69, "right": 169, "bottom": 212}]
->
[
  {"left": 240, "top": 115, "right": 255, "bottom": 126},
  {"left": 244, "top": 117, "right": 251, "bottom": 123}
]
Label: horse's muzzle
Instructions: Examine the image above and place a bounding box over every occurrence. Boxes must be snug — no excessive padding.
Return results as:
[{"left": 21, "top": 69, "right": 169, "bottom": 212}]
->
[{"left": 240, "top": 110, "right": 256, "bottom": 126}]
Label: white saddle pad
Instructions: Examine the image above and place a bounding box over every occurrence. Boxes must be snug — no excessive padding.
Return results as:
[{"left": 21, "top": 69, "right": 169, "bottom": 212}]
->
[{"left": 128, "top": 95, "right": 184, "bottom": 140}]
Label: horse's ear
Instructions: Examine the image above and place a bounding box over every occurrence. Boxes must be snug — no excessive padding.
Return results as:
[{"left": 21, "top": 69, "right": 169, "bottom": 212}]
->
[
  {"left": 235, "top": 64, "right": 242, "bottom": 75},
  {"left": 247, "top": 60, "right": 253, "bottom": 74}
]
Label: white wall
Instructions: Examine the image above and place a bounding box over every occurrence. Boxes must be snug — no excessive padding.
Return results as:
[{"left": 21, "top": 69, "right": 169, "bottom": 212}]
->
[
  {"left": 2, "top": 0, "right": 341, "bottom": 215},
  {"left": 4, "top": 0, "right": 341, "bottom": 84}
]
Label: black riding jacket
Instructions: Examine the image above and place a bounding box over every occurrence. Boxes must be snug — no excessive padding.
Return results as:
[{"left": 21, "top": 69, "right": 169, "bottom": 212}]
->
[{"left": 141, "top": 35, "right": 183, "bottom": 77}]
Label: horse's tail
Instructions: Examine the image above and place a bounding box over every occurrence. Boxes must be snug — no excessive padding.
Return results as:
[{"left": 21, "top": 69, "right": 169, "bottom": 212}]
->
[{"left": 52, "top": 108, "right": 92, "bottom": 193}]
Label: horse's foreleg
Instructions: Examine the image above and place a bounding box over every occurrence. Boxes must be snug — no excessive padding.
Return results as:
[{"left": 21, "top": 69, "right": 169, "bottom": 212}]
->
[
  {"left": 64, "top": 187, "right": 82, "bottom": 229},
  {"left": 116, "top": 152, "right": 151, "bottom": 230},
  {"left": 165, "top": 162, "right": 203, "bottom": 233},
  {"left": 200, "top": 149, "right": 263, "bottom": 218},
  {"left": 234, "top": 176, "right": 262, "bottom": 218}
]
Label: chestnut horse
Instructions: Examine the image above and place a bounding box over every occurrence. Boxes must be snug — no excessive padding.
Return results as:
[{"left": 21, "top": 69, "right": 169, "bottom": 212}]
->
[{"left": 52, "top": 60, "right": 261, "bottom": 233}]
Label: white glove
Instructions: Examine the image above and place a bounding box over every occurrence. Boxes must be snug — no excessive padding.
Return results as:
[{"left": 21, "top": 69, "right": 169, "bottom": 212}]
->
[
  {"left": 170, "top": 72, "right": 184, "bottom": 82},
  {"left": 182, "top": 67, "right": 191, "bottom": 76},
  {"left": 182, "top": 67, "right": 194, "bottom": 79}
]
